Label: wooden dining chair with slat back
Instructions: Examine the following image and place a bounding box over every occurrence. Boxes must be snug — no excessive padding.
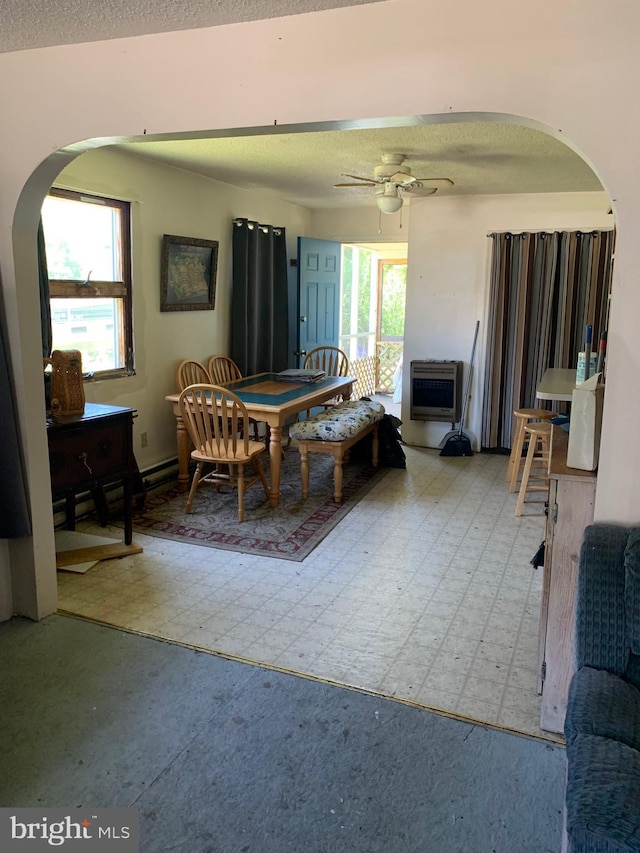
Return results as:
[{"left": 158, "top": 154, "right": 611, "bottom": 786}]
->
[
  {"left": 178, "top": 384, "right": 269, "bottom": 522},
  {"left": 303, "top": 346, "right": 350, "bottom": 382},
  {"left": 207, "top": 354, "right": 260, "bottom": 441},
  {"left": 285, "top": 346, "right": 352, "bottom": 448},
  {"left": 302, "top": 345, "right": 350, "bottom": 411},
  {"left": 176, "top": 359, "right": 211, "bottom": 391},
  {"left": 207, "top": 354, "right": 242, "bottom": 386}
]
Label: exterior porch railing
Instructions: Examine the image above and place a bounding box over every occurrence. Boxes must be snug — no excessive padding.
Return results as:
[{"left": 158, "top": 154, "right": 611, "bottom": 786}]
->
[
  {"left": 351, "top": 341, "right": 403, "bottom": 399},
  {"left": 376, "top": 341, "right": 403, "bottom": 393}
]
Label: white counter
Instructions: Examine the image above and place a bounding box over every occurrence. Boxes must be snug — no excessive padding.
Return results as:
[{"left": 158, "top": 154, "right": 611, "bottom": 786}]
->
[{"left": 536, "top": 368, "right": 577, "bottom": 402}]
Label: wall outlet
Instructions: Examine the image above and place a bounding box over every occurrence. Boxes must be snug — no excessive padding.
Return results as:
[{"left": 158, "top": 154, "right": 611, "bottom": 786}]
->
[{"left": 140, "top": 431, "right": 148, "bottom": 448}]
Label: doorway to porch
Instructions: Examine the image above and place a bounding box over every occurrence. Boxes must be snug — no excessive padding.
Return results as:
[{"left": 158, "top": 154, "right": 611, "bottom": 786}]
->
[{"left": 340, "top": 242, "right": 407, "bottom": 418}]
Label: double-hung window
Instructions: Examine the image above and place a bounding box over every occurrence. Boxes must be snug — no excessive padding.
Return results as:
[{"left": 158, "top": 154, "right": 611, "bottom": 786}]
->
[{"left": 41, "top": 188, "right": 133, "bottom": 378}]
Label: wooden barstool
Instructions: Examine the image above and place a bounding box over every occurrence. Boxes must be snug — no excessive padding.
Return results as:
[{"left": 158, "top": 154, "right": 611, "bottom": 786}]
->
[
  {"left": 507, "top": 408, "right": 554, "bottom": 493},
  {"left": 515, "top": 421, "right": 553, "bottom": 516}
]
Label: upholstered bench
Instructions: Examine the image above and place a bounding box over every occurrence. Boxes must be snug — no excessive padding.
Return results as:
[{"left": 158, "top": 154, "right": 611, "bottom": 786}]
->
[{"left": 288, "top": 400, "right": 385, "bottom": 502}]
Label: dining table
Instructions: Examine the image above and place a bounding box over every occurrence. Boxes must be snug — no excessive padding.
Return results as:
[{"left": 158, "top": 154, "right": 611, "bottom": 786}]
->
[{"left": 166, "top": 372, "right": 355, "bottom": 507}]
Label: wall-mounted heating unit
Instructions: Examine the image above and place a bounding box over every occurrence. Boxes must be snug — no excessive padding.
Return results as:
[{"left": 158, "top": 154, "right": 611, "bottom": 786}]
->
[{"left": 410, "top": 360, "right": 463, "bottom": 422}]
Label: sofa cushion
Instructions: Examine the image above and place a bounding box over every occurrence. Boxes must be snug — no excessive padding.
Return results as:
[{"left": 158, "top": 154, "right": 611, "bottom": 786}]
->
[
  {"left": 565, "top": 667, "right": 640, "bottom": 750},
  {"left": 625, "top": 653, "right": 640, "bottom": 690},
  {"left": 576, "top": 525, "right": 629, "bottom": 676},
  {"left": 625, "top": 529, "right": 640, "bottom": 658},
  {"left": 565, "top": 733, "right": 640, "bottom": 852}
]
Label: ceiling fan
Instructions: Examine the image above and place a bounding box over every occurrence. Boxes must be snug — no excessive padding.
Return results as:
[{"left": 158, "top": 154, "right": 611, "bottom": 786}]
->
[{"left": 334, "top": 152, "right": 454, "bottom": 213}]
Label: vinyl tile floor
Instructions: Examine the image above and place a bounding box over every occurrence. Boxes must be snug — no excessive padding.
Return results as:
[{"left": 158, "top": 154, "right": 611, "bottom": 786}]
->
[{"left": 57, "top": 443, "right": 556, "bottom": 742}]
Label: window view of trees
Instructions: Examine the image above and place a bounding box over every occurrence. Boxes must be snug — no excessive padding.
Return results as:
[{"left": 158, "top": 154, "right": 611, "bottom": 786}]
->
[
  {"left": 41, "top": 188, "right": 132, "bottom": 376},
  {"left": 340, "top": 246, "right": 375, "bottom": 358},
  {"left": 341, "top": 247, "right": 354, "bottom": 345},
  {"left": 47, "top": 242, "right": 82, "bottom": 280},
  {"left": 340, "top": 247, "right": 406, "bottom": 354},
  {"left": 380, "top": 263, "right": 407, "bottom": 338},
  {"left": 340, "top": 245, "right": 407, "bottom": 396}
]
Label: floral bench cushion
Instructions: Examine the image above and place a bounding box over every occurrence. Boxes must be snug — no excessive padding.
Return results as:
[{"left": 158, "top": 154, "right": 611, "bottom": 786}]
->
[{"left": 289, "top": 400, "right": 385, "bottom": 442}]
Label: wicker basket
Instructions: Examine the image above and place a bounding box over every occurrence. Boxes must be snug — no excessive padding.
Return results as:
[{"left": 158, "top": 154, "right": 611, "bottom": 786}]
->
[{"left": 45, "top": 350, "right": 85, "bottom": 418}]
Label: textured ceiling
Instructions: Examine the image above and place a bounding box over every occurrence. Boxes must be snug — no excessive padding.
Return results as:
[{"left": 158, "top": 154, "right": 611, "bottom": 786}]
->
[
  {"left": 2, "top": 0, "right": 604, "bottom": 207},
  {"left": 0, "top": 0, "right": 382, "bottom": 53},
  {"left": 116, "top": 120, "right": 604, "bottom": 210}
]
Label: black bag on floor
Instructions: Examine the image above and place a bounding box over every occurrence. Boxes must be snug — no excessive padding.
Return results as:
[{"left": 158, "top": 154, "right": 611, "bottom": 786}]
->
[
  {"left": 378, "top": 413, "right": 406, "bottom": 468},
  {"left": 351, "top": 412, "right": 406, "bottom": 469}
]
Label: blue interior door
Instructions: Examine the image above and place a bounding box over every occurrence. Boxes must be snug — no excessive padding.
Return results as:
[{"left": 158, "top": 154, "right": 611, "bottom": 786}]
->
[{"left": 297, "top": 237, "right": 341, "bottom": 366}]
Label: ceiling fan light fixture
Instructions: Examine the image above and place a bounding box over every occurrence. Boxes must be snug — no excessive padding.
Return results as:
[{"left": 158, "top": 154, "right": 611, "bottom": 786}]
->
[
  {"left": 377, "top": 194, "right": 403, "bottom": 214},
  {"left": 376, "top": 185, "right": 403, "bottom": 214}
]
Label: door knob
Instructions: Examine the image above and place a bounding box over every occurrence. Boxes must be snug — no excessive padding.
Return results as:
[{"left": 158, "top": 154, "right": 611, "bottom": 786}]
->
[{"left": 299, "top": 315, "right": 307, "bottom": 322}]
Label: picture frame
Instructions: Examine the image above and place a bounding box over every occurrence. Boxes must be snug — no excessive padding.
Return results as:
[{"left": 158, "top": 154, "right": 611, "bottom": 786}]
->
[{"left": 160, "top": 234, "right": 218, "bottom": 312}]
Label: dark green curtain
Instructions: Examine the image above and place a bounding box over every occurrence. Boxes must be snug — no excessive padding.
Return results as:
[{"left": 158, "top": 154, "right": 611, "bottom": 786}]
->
[
  {"left": 482, "top": 229, "right": 614, "bottom": 450},
  {"left": 39, "top": 218, "right": 52, "bottom": 358},
  {"left": 230, "top": 219, "right": 289, "bottom": 375},
  {"left": 0, "top": 275, "right": 31, "bottom": 537},
  {"left": 0, "top": 217, "right": 52, "bottom": 537},
  {"left": 39, "top": 217, "right": 53, "bottom": 416}
]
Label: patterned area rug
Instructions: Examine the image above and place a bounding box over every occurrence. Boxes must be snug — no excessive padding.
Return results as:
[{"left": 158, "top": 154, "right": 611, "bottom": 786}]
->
[{"left": 132, "top": 451, "right": 388, "bottom": 561}]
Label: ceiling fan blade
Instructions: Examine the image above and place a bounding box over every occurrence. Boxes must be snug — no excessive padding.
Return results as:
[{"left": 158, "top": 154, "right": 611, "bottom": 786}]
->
[
  {"left": 334, "top": 182, "right": 376, "bottom": 188},
  {"left": 340, "top": 173, "right": 379, "bottom": 184},
  {"left": 403, "top": 186, "right": 438, "bottom": 197},
  {"left": 389, "top": 171, "right": 416, "bottom": 184},
  {"left": 413, "top": 177, "right": 455, "bottom": 186}
]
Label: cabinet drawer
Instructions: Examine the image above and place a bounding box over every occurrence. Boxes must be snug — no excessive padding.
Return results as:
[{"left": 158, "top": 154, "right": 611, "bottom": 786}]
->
[{"left": 48, "top": 420, "right": 128, "bottom": 492}]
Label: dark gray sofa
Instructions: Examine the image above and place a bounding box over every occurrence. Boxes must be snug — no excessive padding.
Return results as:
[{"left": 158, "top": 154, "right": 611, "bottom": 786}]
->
[{"left": 564, "top": 524, "right": 640, "bottom": 853}]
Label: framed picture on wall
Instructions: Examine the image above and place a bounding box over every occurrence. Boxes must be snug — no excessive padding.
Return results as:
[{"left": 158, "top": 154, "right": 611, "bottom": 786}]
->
[{"left": 160, "top": 234, "right": 218, "bottom": 311}]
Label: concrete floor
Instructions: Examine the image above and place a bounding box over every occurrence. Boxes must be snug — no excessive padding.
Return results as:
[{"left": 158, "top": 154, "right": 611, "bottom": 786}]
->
[{"left": 1, "top": 614, "right": 566, "bottom": 853}]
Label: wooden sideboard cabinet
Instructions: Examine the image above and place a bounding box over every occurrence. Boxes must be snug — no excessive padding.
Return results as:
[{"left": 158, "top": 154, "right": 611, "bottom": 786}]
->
[
  {"left": 47, "top": 402, "right": 143, "bottom": 565},
  {"left": 538, "top": 427, "right": 596, "bottom": 734}
]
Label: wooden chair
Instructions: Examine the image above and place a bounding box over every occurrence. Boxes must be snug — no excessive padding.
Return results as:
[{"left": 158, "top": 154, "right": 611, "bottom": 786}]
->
[
  {"left": 207, "top": 354, "right": 242, "bottom": 385},
  {"left": 304, "top": 345, "right": 350, "bottom": 402},
  {"left": 207, "top": 354, "right": 260, "bottom": 441},
  {"left": 177, "top": 384, "right": 269, "bottom": 522},
  {"left": 303, "top": 345, "right": 350, "bottom": 411},
  {"left": 303, "top": 346, "right": 350, "bottom": 379},
  {"left": 285, "top": 346, "right": 352, "bottom": 447},
  {"left": 176, "top": 359, "right": 211, "bottom": 391}
]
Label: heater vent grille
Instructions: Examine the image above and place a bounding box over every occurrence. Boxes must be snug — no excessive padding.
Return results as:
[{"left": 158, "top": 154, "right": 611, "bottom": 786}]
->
[{"left": 410, "top": 360, "right": 463, "bottom": 422}]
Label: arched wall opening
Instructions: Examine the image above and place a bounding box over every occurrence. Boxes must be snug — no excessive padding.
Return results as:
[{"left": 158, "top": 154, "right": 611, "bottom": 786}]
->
[{"left": 6, "top": 109, "right": 613, "bottom": 620}]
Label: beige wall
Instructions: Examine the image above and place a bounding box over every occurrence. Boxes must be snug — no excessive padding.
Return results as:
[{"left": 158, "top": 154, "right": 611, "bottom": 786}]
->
[
  {"left": 55, "top": 148, "right": 311, "bottom": 471},
  {"left": 310, "top": 192, "right": 612, "bottom": 449},
  {"left": 1, "top": 0, "right": 639, "bottom": 620},
  {"left": 401, "top": 192, "right": 612, "bottom": 449},
  {"left": 310, "top": 206, "right": 411, "bottom": 245}
]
